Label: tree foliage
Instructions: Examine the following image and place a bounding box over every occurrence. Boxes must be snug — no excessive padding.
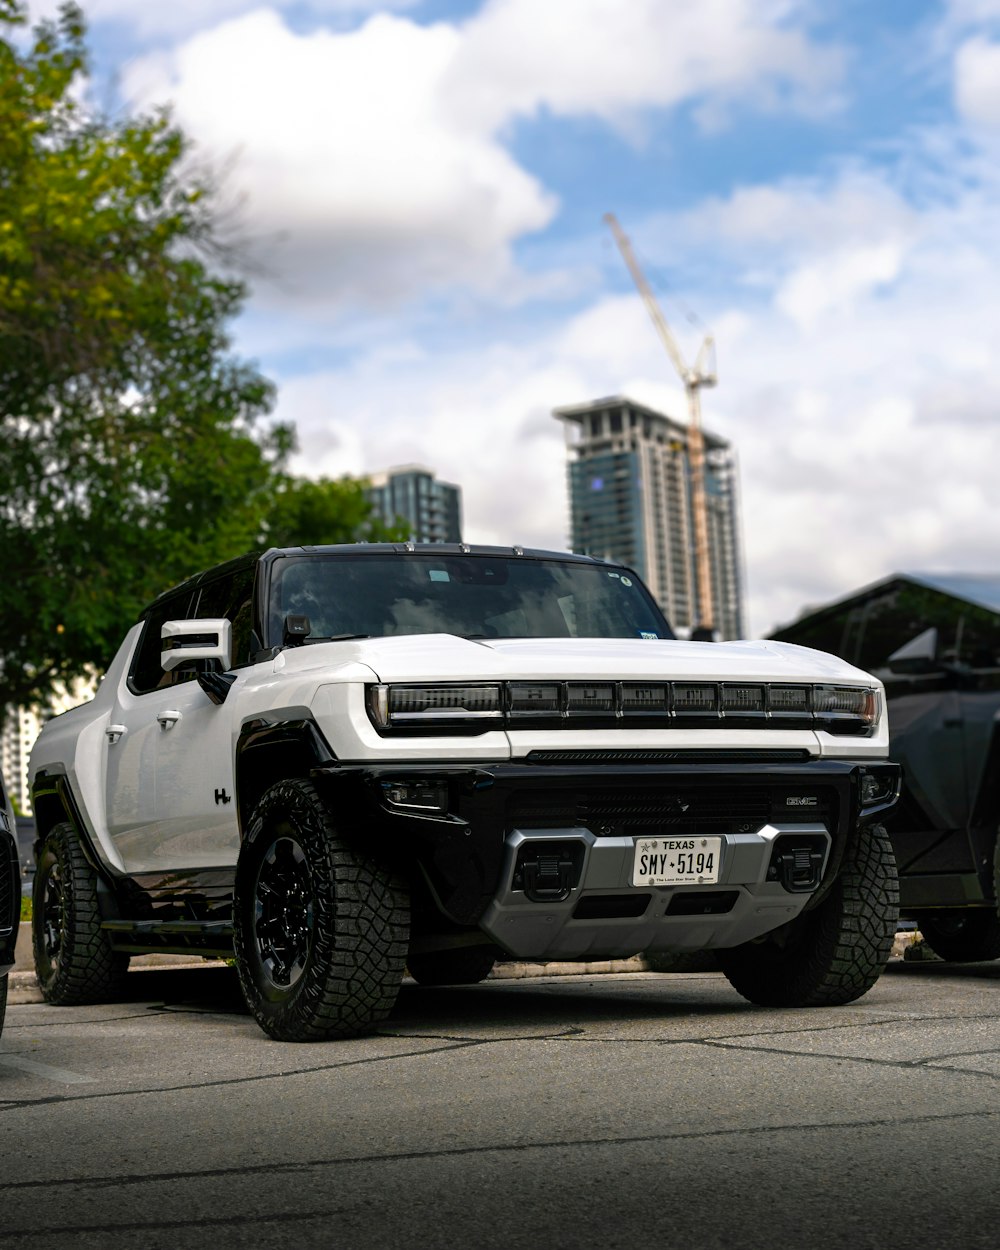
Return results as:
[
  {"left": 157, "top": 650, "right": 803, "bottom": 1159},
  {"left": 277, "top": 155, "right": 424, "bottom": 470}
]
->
[
  {"left": 260, "top": 474, "right": 408, "bottom": 551},
  {"left": 0, "top": 3, "right": 401, "bottom": 717}
]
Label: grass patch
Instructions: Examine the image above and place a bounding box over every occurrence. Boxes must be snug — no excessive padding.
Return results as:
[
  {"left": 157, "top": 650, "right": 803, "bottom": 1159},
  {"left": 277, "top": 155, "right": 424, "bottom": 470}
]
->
[{"left": 20, "top": 896, "right": 32, "bottom": 922}]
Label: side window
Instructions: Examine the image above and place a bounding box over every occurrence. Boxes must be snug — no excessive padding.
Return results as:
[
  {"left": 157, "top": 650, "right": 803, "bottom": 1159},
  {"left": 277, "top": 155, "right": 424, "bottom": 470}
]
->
[
  {"left": 130, "top": 594, "right": 194, "bottom": 694},
  {"left": 192, "top": 567, "right": 257, "bottom": 668}
]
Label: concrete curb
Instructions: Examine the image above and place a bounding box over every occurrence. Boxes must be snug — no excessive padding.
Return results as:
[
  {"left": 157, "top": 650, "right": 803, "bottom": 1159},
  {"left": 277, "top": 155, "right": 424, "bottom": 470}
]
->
[{"left": 5, "top": 934, "right": 917, "bottom": 1006}]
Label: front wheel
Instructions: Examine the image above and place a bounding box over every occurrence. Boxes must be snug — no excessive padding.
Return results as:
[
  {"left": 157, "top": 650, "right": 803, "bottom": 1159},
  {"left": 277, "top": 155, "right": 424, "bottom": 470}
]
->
[
  {"left": 233, "top": 778, "right": 410, "bottom": 1042},
  {"left": 915, "top": 908, "right": 1000, "bottom": 962},
  {"left": 718, "top": 822, "right": 898, "bottom": 1008}
]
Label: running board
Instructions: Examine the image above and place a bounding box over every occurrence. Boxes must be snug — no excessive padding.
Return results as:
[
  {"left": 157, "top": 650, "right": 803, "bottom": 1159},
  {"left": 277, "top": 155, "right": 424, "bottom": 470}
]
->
[
  {"left": 102, "top": 919, "right": 235, "bottom": 937},
  {"left": 101, "top": 918, "right": 234, "bottom": 957}
]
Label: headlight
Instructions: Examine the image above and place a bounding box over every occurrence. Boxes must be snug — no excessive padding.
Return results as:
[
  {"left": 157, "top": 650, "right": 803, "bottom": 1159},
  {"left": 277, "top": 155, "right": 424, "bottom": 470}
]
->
[
  {"left": 812, "top": 685, "right": 880, "bottom": 734},
  {"left": 367, "top": 684, "right": 503, "bottom": 732}
]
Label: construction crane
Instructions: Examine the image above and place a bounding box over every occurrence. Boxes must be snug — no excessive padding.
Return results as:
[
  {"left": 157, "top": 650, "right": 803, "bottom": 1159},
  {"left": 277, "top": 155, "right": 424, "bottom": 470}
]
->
[{"left": 604, "top": 212, "right": 717, "bottom": 638}]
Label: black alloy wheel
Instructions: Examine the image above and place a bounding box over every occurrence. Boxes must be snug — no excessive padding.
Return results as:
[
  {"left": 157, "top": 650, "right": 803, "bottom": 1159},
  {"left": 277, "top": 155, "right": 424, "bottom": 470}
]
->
[
  {"left": 253, "top": 834, "right": 315, "bottom": 990},
  {"left": 38, "top": 858, "right": 65, "bottom": 973}
]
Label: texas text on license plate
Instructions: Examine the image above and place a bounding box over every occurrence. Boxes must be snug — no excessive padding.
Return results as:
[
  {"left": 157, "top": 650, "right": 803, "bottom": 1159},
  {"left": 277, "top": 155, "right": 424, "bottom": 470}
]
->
[{"left": 631, "top": 837, "right": 722, "bottom": 886}]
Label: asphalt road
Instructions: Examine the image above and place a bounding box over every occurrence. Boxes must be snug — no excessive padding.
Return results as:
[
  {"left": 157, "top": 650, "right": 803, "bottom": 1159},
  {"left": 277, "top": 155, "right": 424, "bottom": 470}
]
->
[{"left": 1, "top": 959, "right": 998, "bottom": 1249}]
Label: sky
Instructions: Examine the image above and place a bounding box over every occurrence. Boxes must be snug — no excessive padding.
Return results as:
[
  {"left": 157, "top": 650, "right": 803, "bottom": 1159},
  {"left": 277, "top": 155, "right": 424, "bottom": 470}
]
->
[{"left": 25, "top": 0, "right": 1000, "bottom": 636}]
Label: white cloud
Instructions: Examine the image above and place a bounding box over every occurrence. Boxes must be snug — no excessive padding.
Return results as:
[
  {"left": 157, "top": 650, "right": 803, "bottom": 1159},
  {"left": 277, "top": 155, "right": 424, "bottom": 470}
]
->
[
  {"left": 442, "top": 0, "right": 844, "bottom": 134},
  {"left": 954, "top": 35, "right": 1000, "bottom": 126},
  {"left": 666, "top": 173, "right": 916, "bottom": 256},
  {"left": 124, "top": 9, "right": 556, "bottom": 309},
  {"left": 120, "top": 1, "right": 845, "bottom": 313},
  {"left": 776, "top": 242, "right": 904, "bottom": 326},
  {"left": 944, "top": 0, "right": 1000, "bottom": 25}
]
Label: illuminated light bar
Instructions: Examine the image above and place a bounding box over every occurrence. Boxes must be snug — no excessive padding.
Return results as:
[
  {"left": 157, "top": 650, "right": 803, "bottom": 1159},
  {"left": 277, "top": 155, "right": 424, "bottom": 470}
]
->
[
  {"left": 367, "top": 683, "right": 503, "bottom": 729},
  {"left": 365, "top": 681, "right": 879, "bottom": 736},
  {"left": 509, "top": 683, "right": 562, "bottom": 714},
  {"left": 566, "top": 684, "right": 615, "bottom": 714},
  {"left": 621, "top": 683, "right": 669, "bottom": 712},
  {"left": 673, "top": 683, "right": 718, "bottom": 714},
  {"left": 768, "top": 685, "right": 811, "bottom": 714},
  {"left": 721, "top": 684, "right": 766, "bottom": 714}
]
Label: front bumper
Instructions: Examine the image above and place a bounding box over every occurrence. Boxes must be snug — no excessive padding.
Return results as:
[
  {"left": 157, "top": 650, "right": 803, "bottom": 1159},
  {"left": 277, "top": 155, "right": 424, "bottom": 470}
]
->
[{"left": 312, "top": 754, "right": 900, "bottom": 960}]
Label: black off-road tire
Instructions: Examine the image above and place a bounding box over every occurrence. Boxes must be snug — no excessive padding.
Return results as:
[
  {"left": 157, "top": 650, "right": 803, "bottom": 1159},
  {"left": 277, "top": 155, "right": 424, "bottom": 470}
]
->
[
  {"left": 32, "top": 822, "right": 130, "bottom": 1005},
  {"left": 407, "top": 946, "right": 497, "bottom": 986},
  {"left": 233, "top": 778, "right": 410, "bottom": 1042},
  {"left": 717, "top": 822, "right": 898, "bottom": 1007},
  {"left": 915, "top": 908, "right": 1000, "bottom": 963}
]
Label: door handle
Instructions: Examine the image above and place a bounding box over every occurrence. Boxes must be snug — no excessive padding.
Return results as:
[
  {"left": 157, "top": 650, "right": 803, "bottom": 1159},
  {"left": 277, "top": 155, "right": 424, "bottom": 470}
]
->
[
  {"left": 157, "top": 709, "right": 182, "bottom": 730},
  {"left": 105, "top": 724, "right": 127, "bottom": 745}
]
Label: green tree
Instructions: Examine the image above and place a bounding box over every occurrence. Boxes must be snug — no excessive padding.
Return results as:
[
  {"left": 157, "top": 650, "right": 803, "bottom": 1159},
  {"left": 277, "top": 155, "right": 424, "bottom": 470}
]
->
[
  {"left": 260, "top": 474, "right": 409, "bottom": 549},
  {"left": 0, "top": 2, "right": 394, "bottom": 718}
]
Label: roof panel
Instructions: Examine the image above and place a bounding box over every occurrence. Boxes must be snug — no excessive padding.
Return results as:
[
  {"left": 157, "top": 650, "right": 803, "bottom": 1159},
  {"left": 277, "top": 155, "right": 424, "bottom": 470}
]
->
[{"left": 904, "top": 573, "right": 1000, "bottom": 615}]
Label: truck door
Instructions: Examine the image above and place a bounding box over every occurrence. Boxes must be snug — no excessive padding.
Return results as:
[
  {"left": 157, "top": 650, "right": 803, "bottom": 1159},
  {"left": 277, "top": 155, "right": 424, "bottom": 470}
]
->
[{"left": 103, "top": 582, "right": 245, "bottom": 874}]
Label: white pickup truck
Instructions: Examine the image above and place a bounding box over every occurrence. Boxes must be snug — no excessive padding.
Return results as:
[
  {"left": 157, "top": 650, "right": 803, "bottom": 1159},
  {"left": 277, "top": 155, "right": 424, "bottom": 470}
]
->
[{"left": 29, "top": 544, "right": 900, "bottom": 1041}]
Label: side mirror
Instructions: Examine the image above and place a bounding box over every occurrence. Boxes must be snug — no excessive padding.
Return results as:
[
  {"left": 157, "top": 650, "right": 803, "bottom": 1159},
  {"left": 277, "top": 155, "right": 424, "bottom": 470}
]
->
[
  {"left": 283, "top": 614, "right": 312, "bottom": 646},
  {"left": 161, "top": 618, "right": 232, "bottom": 673},
  {"left": 886, "top": 626, "right": 938, "bottom": 674}
]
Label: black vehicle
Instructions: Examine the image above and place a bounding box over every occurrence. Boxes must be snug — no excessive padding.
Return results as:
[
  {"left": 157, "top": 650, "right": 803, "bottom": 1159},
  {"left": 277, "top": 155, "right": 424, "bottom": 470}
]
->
[
  {"left": 12, "top": 813, "right": 35, "bottom": 886},
  {"left": 1, "top": 767, "right": 22, "bottom": 1038},
  {"left": 773, "top": 572, "right": 1000, "bottom": 961}
]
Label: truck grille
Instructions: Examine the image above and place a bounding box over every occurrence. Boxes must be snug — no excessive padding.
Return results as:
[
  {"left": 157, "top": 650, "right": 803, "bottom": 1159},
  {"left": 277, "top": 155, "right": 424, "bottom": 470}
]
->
[{"left": 506, "top": 783, "right": 837, "bottom": 838}]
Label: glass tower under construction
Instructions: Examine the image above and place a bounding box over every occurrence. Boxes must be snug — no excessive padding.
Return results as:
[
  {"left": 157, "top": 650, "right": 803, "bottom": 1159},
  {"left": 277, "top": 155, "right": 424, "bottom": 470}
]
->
[{"left": 554, "top": 395, "right": 745, "bottom": 639}]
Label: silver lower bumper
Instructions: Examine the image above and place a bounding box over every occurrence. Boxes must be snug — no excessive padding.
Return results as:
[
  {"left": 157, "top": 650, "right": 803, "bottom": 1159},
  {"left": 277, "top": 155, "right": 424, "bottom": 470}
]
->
[{"left": 478, "top": 823, "right": 832, "bottom": 960}]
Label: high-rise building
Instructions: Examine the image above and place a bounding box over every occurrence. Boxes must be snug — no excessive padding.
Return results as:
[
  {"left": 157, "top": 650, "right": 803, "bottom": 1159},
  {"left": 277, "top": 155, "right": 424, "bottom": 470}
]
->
[
  {"left": 366, "top": 465, "right": 463, "bottom": 544},
  {"left": 554, "top": 395, "right": 745, "bottom": 639},
  {"left": 1, "top": 675, "right": 95, "bottom": 813},
  {"left": 0, "top": 704, "right": 40, "bottom": 815}
]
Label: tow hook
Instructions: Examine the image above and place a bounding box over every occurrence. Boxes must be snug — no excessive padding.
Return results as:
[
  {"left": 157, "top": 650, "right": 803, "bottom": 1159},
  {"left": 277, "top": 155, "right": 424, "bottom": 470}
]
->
[
  {"left": 768, "top": 840, "right": 826, "bottom": 893},
  {"left": 522, "top": 853, "right": 576, "bottom": 902}
]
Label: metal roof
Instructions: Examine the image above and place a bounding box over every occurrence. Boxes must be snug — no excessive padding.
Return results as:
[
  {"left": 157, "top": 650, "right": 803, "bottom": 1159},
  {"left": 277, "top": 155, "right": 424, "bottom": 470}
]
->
[{"left": 902, "top": 573, "right": 1000, "bottom": 616}]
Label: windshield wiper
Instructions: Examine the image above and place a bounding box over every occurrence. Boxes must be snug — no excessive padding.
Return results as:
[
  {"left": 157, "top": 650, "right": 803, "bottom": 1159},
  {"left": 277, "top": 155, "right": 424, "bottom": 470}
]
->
[{"left": 305, "top": 633, "right": 372, "bottom": 643}]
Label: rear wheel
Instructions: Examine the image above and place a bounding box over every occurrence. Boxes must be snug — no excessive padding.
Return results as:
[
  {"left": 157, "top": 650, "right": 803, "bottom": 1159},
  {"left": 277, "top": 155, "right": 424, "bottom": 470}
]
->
[
  {"left": 234, "top": 778, "right": 410, "bottom": 1042},
  {"left": 32, "top": 822, "right": 129, "bottom": 1005},
  {"left": 407, "top": 946, "right": 497, "bottom": 986},
  {"left": 915, "top": 908, "right": 1000, "bottom": 963},
  {"left": 718, "top": 822, "right": 898, "bottom": 1008}
]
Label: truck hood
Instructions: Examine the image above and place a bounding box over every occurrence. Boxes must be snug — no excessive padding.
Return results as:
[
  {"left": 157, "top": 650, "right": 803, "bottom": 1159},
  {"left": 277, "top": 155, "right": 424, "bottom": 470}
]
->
[{"left": 303, "top": 633, "right": 880, "bottom": 686}]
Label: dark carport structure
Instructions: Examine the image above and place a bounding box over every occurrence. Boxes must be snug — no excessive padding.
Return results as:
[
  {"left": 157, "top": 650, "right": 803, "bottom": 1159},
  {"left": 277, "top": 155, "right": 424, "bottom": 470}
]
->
[{"left": 772, "top": 572, "right": 1000, "bottom": 962}]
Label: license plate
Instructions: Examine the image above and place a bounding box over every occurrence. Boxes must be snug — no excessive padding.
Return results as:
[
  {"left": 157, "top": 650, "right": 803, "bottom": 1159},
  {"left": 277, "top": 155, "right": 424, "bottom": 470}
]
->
[{"left": 632, "top": 837, "right": 722, "bottom": 886}]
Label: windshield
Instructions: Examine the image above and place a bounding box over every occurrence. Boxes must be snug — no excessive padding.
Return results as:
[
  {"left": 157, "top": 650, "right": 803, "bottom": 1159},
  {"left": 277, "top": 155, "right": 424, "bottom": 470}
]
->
[{"left": 267, "top": 553, "right": 673, "bottom": 645}]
